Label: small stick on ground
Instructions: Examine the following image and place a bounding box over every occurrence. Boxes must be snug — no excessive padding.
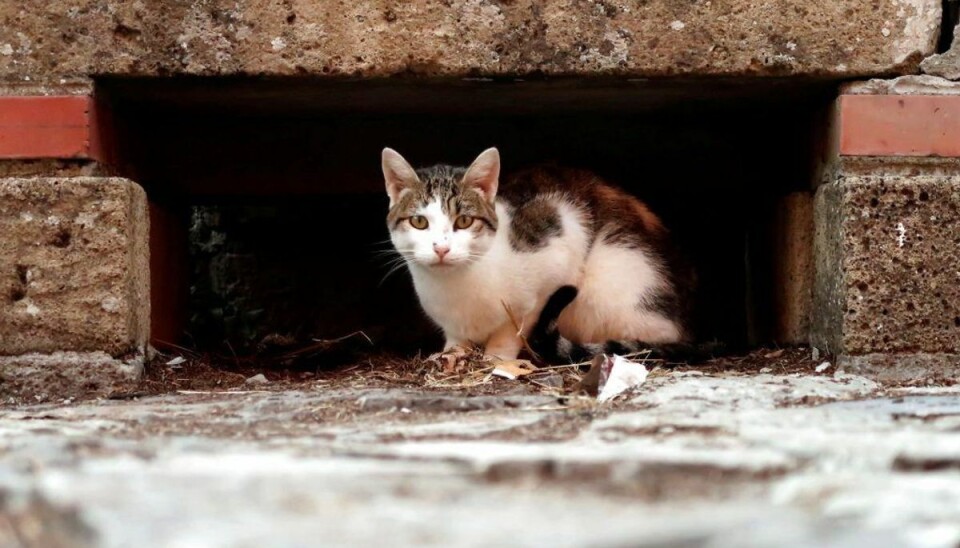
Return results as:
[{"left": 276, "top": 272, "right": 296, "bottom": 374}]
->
[{"left": 501, "top": 300, "right": 541, "bottom": 362}]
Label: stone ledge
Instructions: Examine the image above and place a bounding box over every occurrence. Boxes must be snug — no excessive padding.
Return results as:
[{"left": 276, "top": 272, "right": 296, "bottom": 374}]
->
[
  {"left": 842, "top": 74, "right": 960, "bottom": 95},
  {"left": 0, "top": 351, "right": 143, "bottom": 404},
  {"left": 838, "top": 353, "right": 960, "bottom": 383},
  {"left": 0, "top": 0, "right": 942, "bottom": 79},
  {"left": 0, "top": 177, "right": 149, "bottom": 356},
  {"left": 0, "top": 159, "right": 104, "bottom": 178}
]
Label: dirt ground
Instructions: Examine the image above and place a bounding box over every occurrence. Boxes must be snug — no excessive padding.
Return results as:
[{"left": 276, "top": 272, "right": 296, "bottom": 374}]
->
[{"left": 138, "top": 343, "right": 827, "bottom": 398}]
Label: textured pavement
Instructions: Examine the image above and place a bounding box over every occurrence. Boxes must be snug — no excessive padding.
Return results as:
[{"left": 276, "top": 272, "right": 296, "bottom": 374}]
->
[{"left": 1, "top": 370, "right": 959, "bottom": 547}]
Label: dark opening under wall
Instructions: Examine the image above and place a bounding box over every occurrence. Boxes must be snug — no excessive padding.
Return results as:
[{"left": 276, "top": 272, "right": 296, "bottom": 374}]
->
[{"left": 96, "top": 77, "right": 834, "bottom": 357}]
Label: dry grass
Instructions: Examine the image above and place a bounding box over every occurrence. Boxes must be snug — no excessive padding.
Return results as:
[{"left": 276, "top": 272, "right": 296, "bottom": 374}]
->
[{"left": 142, "top": 337, "right": 821, "bottom": 401}]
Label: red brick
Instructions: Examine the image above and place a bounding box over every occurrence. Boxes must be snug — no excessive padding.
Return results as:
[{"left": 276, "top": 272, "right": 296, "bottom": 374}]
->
[
  {"left": 0, "top": 96, "right": 92, "bottom": 159},
  {"left": 839, "top": 95, "right": 960, "bottom": 157}
]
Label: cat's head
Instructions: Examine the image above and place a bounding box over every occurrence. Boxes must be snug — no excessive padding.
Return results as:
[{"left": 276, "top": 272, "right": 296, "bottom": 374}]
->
[{"left": 382, "top": 148, "right": 500, "bottom": 270}]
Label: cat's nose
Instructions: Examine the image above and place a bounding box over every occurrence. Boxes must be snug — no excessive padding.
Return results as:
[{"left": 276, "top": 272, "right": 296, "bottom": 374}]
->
[{"left": 433, "top": 243, "right": 450, "bottom": 259}]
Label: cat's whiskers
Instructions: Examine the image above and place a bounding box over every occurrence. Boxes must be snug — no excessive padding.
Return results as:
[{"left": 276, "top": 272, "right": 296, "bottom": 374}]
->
[{"left": 379, "top": 256, "right": 413, "bottom": 286}]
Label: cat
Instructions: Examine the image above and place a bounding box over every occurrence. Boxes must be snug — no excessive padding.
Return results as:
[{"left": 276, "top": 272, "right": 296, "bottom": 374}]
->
[{"left": 382, "top": 147, "right": 696, "bottom": 363}]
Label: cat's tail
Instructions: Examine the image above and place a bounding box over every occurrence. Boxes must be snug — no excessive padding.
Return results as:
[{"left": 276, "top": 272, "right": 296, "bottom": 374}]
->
[{"left": 527, "top": 285, "right": 724, "bottom": 365}]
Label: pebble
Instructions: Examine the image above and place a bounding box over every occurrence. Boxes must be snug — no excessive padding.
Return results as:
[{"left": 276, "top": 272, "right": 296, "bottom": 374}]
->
[{"left": 245, "top": 373, "right": 269, "bottom": 385}]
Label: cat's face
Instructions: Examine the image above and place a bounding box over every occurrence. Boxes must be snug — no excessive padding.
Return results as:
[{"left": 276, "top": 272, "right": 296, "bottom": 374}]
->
[{"left": 383, "top": 148, "right": 500, "bottom": 270}]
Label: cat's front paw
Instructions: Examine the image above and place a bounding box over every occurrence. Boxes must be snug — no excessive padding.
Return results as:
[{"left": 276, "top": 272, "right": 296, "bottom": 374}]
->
[
  {"left": 427, "top": 345, "right": 473, "bottom": 371},
  {"left": 427, "top": 345, "right": 469, "bottom": 362}
]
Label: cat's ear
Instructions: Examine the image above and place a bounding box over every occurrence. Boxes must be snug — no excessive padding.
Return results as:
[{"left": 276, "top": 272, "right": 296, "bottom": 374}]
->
[
  {"left": 463, "top": 148, "right": 500, "bottom": 203},
  {"left": 382, "top": 148, "right": 419, "bottom": 206}
]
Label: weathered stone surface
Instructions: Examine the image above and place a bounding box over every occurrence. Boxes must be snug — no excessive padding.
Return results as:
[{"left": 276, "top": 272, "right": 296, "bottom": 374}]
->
[
  {"left": 0, "top": 373, "right": 957, "bottom": 546},
  {"left": 843, "top": 74, "right": 960, "bottom": 95},
  {"left": 840, "top": 352, "right": 960, "bottom": 383},
  {"left": 0, "top": 178, "right": 149, "bottom": 356},
  {"left": 0, "top": 351, "right": 143, "bottom": 403},
  {"left": 922, "top": 23, "right": 960, "bottom": 80},
  {"left": 0, "top": 0, "right": 942, "bottom": 80},
  {"left": 0, "top": 80, "right": 92, "bottom": 97},
  {"left": 356, "top": 391, "right": 559, "bottom": 412},
  {"left": 773, "top": 192, "right": 813, "bottom": 344},
  {"left": 812, "top": 158, "right": 960, "bottom": 357},
  {"left": 0, "top": 160, "right": 103, "bottom": 179},
  {"left": 0, "top": 490, "right": 96, "bottom": 548}
]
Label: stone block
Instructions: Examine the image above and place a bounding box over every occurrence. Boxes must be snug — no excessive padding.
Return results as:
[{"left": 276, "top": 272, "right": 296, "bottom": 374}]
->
[
  {"left": 812, "top": 158, "right": 960, "bottom": 358},
  {"left": 773, "top": 192, "right": 813, "bottom": 344},
  {"left": 0, "top": 177, "right": 149, "bottom": 356},
  {"left": 0, "top": 0, "right": 942, "bottom": 80}
]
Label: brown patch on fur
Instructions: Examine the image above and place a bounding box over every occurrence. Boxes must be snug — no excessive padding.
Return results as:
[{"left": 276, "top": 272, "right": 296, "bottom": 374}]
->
[
  {"left": 385, "top": 164, "right": 499, "bottom": 231},
  {"left": 386, "top": 190, "right": 419, "bottom": 229},
  {"left": 632, "top": 200, "right": 664, "bottom": 233},
  {"left": 451, "top": 186, "right": 498, "bottom": 231},
  {"left": 509, "top": 197, "right": 562, "bottom": 251}
]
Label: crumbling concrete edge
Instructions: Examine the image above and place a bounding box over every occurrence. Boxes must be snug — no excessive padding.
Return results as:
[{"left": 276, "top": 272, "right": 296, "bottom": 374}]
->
[
  {"left": 0, "top": 351, "right": 144, "bottom": 404},
  {"left": 839, "top": 353, "right": 960, "bottom": 383}
]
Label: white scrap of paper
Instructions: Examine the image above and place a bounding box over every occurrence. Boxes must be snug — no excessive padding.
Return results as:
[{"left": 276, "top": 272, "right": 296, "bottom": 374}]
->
[
  {"left": 166, "top": 356, "right": 186, "bottom": 366},
  {"left": 491, "top": 360, "right": 536, "bottom": 380},
  {"left": 815, "top": 361, "right": 832, "bottom": 373},
  {"left": 492, "top": 368, "right": 519, "bottom": 380},
  {"left": 598, "top": 355, "right": 649, "bottom": 403}
]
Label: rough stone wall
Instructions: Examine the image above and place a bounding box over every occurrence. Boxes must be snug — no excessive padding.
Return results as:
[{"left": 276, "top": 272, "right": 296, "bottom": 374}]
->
[{"left": 0, "top": 0, "right": 942, "bottom": 81}]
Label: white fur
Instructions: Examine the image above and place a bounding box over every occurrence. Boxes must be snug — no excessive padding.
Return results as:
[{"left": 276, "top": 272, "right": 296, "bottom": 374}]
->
[
  {"left": 385, "top": 149, "right": 682, "bottom": 359},
  {"left": 557, "top": 233, "right": 681, "bottom": 344}
]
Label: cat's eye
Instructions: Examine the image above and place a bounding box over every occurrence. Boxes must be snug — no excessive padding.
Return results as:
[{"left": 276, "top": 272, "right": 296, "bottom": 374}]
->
[
  {"left": 408, "top": 216, "right": 429, "bottom": 230},
  {"left": 454, "top": 215, "right": 474, "bottom": 230}
]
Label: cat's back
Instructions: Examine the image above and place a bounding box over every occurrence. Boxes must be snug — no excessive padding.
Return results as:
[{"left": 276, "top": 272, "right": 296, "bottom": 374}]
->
[
  {"left": 498, "top": 164, "right": 667, "bottom": 241},
  {"left": 499, "top": 164, "right": 695, "bottom": 342}
]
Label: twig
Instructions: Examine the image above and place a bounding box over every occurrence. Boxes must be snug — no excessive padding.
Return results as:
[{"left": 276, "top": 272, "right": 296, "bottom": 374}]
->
[
  {"left": 500, "top": 300, "right": 541, "bottom": 361},
  {"left": 535, "top": 363, "right": 589, "bottom": 370},
  {"left": 151, "top": 339, "right": 202, "bottom": 359},
  {"left": 224, "top": 340, "right": 240, "bottom": 369},
  {"left": 533, "top": 351, "right": 655, "bottom": 370},
  {"left": 311, "top": 330, "right": 374, "bottom": 346},
  {"left": 263, "top": 331, "right": 374, "bottom": 363}
]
